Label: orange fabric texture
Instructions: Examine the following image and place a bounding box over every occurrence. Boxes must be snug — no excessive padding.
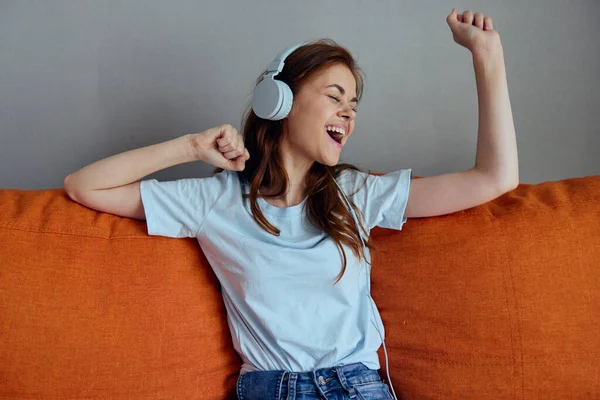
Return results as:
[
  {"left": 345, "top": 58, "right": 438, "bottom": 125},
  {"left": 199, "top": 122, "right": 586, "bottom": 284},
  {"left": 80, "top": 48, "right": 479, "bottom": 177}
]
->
[{"left": 0, "top": 175, "right": 599, "bottom": 399}]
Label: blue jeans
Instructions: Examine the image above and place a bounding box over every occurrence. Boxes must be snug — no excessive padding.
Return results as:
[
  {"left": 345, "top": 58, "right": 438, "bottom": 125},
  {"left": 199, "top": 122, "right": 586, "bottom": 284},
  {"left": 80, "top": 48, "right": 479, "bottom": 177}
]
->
[{"left": 236, "top": 361, "right": 394, "bottom": 399}]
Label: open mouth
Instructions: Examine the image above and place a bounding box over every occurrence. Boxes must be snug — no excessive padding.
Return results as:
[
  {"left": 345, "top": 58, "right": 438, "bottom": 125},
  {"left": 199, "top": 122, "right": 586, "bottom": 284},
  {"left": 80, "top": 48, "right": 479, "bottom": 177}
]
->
[{"left": 325, "top": 128, "right": 343, "bottom": 145}]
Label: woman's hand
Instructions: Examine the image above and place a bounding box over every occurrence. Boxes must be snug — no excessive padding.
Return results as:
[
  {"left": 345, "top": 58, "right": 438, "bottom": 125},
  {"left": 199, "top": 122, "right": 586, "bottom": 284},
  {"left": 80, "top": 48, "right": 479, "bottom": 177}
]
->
[
  {"left": 446, "top": 9, "right": 501, "bottom": 55},
  {"left": 187, "top": 124, "right": 250, "bottom": 171}
]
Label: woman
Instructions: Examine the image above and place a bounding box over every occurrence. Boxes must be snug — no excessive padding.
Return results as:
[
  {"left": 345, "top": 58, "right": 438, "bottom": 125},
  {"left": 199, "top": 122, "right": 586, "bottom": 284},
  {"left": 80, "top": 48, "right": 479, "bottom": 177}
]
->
[{"left": 64, "top": 9, "right": 518, "bottom": 400}]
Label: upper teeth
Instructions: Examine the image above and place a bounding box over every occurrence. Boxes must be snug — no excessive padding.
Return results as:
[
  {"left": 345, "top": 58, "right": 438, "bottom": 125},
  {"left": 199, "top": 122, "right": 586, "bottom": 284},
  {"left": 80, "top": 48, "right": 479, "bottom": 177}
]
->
[{"left": 326, "top": 126, "right": 346, "bottom": 135}]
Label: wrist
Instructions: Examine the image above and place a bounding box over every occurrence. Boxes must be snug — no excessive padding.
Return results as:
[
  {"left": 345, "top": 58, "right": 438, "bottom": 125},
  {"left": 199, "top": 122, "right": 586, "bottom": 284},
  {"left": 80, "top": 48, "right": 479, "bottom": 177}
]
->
[
  {"left": 472, "top": 43, "right": 505, "bottom": 75},
  {"left": 181, "top": 133, "right": 207, "bottom": 163},
  {"left": 471, "top": 36, "right": 503, "bottom": 62},
  {"left": 175, "top": 133, "right": 200, "bottom": 163}
]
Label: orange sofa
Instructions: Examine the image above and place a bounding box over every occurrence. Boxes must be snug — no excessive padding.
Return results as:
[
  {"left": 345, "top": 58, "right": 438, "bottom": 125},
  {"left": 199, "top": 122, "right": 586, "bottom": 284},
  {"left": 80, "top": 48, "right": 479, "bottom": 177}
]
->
[{"left": 1, "top": 175, "right": 599, "bottom": 399}]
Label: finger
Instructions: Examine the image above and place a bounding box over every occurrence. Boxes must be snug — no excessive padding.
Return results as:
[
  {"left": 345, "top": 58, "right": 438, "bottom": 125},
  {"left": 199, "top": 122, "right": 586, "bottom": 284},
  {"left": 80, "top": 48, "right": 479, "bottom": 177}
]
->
[
  {"left": 234, "top": 157, "right": 246, "bottom": 171},
  {"left": 463, "top": 9, "right": 473, "bottom": 25},
  {"left": 484, "top": 16, "right": 493, "bottom": 30},
  {"left": 217, "top": 136, "right": 234, "bottom": 151},
  {"left": 446, "top": 8, "right": 459, "bottom": 28},
  {"left": 473, "top": 12, "right": 484, "bottom": 29},
  {"left": 217, "top": 127, "right": 238, "bottom": 151},
  {"left": 237, "top": 132, "right": 246, "bottom": 152},
  {"left": 231, "top": 130, "right": 239, "bottom": 150},
  {"left": 223, "top": 145, "right": 245, "bottom": 160},
  {"left": 215, "top": 125, "right": 230, "bottom": 145},
  {"left": 235, "top": 140, "right": 246, "bottom": 159},
  {"left": 236, "top": 150, "right": 249, "bottom": 170}
]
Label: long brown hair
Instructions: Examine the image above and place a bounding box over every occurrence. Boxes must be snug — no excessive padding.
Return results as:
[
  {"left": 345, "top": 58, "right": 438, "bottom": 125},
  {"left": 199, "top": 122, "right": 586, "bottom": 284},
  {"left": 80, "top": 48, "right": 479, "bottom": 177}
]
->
[{"left": 213, "top": 38, "right": 377, "bottom": 285}]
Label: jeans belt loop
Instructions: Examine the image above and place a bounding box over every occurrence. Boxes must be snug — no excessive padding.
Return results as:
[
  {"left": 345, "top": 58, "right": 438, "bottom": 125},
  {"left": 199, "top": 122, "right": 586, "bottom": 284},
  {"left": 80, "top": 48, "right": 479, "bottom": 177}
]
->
[{"left": 334, "top": 366, "right": 358, "bottom": 398}]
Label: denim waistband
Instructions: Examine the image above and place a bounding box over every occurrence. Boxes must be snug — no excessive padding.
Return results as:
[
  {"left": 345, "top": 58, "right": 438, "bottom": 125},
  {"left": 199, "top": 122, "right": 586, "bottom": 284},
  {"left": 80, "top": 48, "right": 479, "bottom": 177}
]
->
[{"left": 237, "top": 361, "right": 384, "bottom": 399}]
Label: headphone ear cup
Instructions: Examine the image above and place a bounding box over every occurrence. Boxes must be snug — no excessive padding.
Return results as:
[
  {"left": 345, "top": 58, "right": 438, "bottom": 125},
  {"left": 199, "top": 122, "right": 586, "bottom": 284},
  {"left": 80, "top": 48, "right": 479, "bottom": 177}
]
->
[
  {"left": 272, "top": 80, "right": 293, "bottom": 120},
  {"left": 251, "top": 77, "right": 293, "bottom": 121}
]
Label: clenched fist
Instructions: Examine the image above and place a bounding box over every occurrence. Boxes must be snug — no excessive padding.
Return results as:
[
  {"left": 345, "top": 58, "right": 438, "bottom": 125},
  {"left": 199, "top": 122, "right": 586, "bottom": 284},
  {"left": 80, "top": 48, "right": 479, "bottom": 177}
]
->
[
  {"left": 446, "top": 8, "right": 501, "bottom": 54},
  {"left": 188, "top": 124, "right": 250, "bottom": 171}
]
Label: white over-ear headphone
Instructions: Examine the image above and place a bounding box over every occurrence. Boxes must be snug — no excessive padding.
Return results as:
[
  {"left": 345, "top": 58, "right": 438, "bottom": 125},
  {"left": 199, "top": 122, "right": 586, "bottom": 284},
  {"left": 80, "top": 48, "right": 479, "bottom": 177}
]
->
[
  {"left": 253, "top": 42, "right": 399, "bottom": 400},
  {"left": 251, "top": 41, "right": 308, "bottom": 120}
]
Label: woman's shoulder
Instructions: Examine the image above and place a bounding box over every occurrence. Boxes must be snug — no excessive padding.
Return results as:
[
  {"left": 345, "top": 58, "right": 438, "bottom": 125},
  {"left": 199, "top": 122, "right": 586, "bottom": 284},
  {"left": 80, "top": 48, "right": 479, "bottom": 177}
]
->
[
  {"left": 336, "top": 167, "right": 368, "bottom": 180},
  {"left": 336, "top": 167, "right": 372, "bottom": 186}
]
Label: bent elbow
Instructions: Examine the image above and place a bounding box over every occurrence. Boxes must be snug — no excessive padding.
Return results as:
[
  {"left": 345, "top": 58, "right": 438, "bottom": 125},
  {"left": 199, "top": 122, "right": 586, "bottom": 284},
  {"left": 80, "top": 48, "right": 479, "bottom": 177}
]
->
[{"left": 63, "top": 174, "right": 79, "bottom": 202}]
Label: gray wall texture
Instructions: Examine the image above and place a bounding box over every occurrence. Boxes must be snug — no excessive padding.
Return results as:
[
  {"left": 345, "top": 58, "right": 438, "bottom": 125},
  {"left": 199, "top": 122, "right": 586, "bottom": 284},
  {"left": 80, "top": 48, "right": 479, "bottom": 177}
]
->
[{"left": 1, "top": 0, "right": 598, "bottom": 190}]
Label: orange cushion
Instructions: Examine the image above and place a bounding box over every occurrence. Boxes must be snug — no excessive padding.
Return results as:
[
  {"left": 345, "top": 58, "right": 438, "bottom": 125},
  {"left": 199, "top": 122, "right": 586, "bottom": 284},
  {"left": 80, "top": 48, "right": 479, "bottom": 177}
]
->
[
  {"left": 0, "top": 175, "right": 599, "bottom": 399},
  {"left": 370, "top": 175, "right": 600, "bottom": 399},
  {"left": 0, "top": 189, "right": 240, "bottom": 399}
]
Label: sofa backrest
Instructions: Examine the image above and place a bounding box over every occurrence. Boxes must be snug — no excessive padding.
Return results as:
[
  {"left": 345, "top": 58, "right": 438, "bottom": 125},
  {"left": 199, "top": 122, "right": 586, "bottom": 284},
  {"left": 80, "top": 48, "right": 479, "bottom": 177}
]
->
[
  {"left": 368, "top": 176, "right": 600, "bottom": 398},
  {"left": 1, "top": 175, "right": 599, "bottom": 399},
  {"left": 0, "top": 188, "right": 240, "bottom": 399}
]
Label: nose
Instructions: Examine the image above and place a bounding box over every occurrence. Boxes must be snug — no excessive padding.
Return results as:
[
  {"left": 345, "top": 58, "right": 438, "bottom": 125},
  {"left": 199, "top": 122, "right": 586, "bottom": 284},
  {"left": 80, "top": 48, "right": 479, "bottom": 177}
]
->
[{"left": 338, "top": 103, "right": 355, "bottom": 120}]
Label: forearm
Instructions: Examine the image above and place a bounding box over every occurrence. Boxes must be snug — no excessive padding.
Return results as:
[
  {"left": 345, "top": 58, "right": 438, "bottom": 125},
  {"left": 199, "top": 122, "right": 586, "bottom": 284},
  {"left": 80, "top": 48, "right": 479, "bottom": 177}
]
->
[
  {"left": 65, "top": 134, "right": 195, "bottom": 191},
  {"left": 472, "top": 44, "right": 519, "bottom": 189}
]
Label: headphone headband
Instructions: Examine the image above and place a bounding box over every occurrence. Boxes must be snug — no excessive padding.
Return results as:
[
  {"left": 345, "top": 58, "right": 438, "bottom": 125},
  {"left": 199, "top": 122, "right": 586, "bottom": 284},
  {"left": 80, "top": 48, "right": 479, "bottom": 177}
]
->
[{"left": 264, "top": 42, "right": 308, "bottom": 78}]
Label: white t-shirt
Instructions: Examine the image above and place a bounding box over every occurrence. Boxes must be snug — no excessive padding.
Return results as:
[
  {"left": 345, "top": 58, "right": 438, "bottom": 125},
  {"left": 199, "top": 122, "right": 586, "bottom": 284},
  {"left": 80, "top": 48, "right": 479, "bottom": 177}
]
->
[{"left": 140, "top": 167, "right": 412, "bottom": 375}]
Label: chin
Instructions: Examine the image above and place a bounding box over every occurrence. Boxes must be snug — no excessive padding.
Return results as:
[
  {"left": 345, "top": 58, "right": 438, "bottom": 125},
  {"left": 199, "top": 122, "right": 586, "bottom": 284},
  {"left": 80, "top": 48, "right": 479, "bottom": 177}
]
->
[{"left": 320, "top": 157, "right": 340, "bottom": 167}]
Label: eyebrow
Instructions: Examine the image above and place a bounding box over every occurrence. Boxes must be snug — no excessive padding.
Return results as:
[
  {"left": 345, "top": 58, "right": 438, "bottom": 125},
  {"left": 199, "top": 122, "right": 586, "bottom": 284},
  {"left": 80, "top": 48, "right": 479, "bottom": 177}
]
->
[{"left": 326, "top": 84, "right": 358, "bottom": 103}]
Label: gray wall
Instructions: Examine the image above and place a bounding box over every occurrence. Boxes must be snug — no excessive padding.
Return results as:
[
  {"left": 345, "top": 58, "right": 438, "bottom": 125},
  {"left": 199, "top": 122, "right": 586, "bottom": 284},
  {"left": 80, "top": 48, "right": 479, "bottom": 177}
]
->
[{"left": 1, "top": 0, "right": 598, "bottom": 190}]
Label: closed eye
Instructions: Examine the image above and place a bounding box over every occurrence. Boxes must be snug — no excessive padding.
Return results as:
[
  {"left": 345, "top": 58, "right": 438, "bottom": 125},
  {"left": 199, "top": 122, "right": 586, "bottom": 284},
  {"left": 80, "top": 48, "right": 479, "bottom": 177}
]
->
[{"left": 328, "top": 95, "right": 357, "bottom": 113}]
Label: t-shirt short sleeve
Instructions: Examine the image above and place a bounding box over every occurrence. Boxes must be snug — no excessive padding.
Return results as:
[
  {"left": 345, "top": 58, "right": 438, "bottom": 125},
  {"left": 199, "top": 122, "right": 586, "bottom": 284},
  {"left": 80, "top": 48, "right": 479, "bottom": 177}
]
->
[
  {"left": 139, "top": 169, "right": 229, "bottom": 238},
  {"left": 339, "top": 168, "right": 413, "bottom": 231}
]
